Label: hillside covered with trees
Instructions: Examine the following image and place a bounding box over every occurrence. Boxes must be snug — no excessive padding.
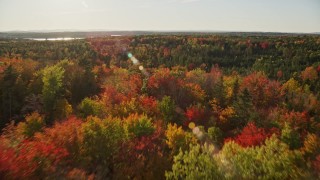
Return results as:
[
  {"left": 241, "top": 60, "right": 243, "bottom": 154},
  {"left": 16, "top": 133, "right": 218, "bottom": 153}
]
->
[{"left": 0, "top": 34, "right": 320, "bottom": 179}]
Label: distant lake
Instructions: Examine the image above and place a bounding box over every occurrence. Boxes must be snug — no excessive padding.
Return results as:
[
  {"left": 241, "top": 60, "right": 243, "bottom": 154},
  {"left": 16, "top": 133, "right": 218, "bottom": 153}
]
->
[{"left": 24, "top": 37, "right": 84, "bottom": 41}]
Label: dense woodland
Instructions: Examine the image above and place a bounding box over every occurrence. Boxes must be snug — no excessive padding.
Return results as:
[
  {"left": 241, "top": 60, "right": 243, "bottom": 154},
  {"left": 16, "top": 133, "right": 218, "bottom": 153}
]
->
[{"left": 0, "top": 34, "right": 320, "bottom": 179}]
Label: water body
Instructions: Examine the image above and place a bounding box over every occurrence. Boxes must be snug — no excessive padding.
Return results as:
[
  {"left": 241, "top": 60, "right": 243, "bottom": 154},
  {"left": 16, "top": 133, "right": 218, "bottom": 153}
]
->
[
  {"left": 25, "top": 35, "right": 121, "bottom": 40},
  {"left": 24, "top": 37, "right": 84, "bottom": 41}
]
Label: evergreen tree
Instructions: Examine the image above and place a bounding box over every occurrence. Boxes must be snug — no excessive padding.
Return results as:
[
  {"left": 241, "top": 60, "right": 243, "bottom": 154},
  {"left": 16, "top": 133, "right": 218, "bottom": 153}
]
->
[
  {"left": 0, "top": 65, "right": 27, "bottom": 127},
  {"left": 233, "top": 88, "right": 257, "bottom": 127}
]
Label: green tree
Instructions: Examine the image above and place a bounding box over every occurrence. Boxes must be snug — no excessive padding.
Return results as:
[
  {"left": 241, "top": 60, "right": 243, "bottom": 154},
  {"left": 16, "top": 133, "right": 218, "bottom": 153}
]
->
[
  {"left": 0, "top": 65, "right": 27, "bottom": 128},
  {"left": 207, "top": 126, "right": 223, "bottom": 146},
  {"left": 232, "top": 88, "right": 257, "bottom": 127},
  {"left": 165, "top": 123, "right": 197, "bottom": 155},
  {"left": 78, "top": 97, "right": 105, "bottom": 118},
  {"left": 124, "top": 114, "right": 155, "bottom": 138},
  {"left": 53, "top": 98, "right": 72, "bottom": 120},
  {"left": 166, "top": 144, "right": 223, "bottom": 180},
  {"left": 158, "top": 96, "right": 176, "bottom": 123},
  {"left": 0, "top": 65, "right": 17, "bottom": 125},
  {"left": 281, "top": 123, "right": 302, "bottom": 149},
  {"left": 16, "top": 112, "right": 45, "bottom": 138},
  {"left": 216, "top": 135, "right": 308, "bottom": 179},
  {"left": 81, "top": 116, "right": 127, "bottom": 169},
  {"left": 42, "top": 65, "right": 65, "bottom": 122}
]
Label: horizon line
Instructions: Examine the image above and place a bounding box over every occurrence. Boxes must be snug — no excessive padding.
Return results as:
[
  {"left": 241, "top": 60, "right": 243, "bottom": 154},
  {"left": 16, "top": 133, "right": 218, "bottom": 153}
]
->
[{"left": 0, "top": 29, "right": 319, "bottom": 34}]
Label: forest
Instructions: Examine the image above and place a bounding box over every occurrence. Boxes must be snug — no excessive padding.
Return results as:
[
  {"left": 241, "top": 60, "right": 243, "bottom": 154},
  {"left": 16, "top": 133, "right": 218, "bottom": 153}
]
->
[{"left": 0, "top": 34, "right": 320, "bottom": 179}]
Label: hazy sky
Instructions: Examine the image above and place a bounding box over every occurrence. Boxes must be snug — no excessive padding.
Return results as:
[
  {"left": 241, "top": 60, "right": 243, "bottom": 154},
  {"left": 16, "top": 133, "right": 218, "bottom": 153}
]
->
[{"left": 0, "top": 0, "right": 319, "bottom": 32}]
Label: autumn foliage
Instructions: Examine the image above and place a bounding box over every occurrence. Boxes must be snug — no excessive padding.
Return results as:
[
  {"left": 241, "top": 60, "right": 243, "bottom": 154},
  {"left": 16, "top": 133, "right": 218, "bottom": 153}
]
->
[
  {"left": 0, "top": 140, "right": 68, "bottom": 179},
  {"left": 241, "top": 72, "right": 282, "bottom": 108},
  {"left": 229, "top": 122, "right": 277, "bottom": 147},
  {"left": 1, "top": 35, "right": 320, "bottom": 178}
]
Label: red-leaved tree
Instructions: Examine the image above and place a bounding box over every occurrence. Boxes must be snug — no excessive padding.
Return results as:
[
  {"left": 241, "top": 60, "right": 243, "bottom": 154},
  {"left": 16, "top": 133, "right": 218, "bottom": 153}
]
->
[{"left": 229, "top": 122, "right": 278, "bottom": 147}]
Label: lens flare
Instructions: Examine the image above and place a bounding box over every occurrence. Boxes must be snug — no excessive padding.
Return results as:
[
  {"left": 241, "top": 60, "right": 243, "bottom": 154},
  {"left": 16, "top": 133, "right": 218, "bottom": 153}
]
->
[
  {"left": 127, "top": 52, "right": 149, "bottom": 77},
  {"left": 192, "top": 127, "right": 200, "bottom": 134},
  {"left": 132, "top": 57, "right": 139, "bottom": 64},
  {"left": 191, "top": 126, "right": 204, "bottom": 139},
  {"left": 188, "top": 122, "right": 195, "bottom": 129}
]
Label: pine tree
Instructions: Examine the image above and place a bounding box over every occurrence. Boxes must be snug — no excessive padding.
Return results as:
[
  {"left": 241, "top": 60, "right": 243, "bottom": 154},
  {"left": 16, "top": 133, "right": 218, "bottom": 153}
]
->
[{"left": 233, "top": 88, "right": 257, "bottom": 127}]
